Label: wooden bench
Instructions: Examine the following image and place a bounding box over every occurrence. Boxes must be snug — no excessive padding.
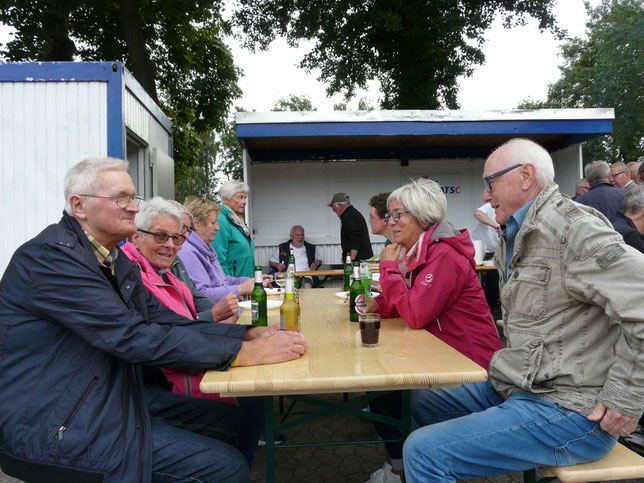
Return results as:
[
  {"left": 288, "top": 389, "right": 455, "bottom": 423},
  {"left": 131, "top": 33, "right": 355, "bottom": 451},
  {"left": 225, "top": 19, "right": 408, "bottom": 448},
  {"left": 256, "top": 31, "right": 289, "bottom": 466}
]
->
[{"left": 523, "top": 442, "right": 644, "bottom": 482}]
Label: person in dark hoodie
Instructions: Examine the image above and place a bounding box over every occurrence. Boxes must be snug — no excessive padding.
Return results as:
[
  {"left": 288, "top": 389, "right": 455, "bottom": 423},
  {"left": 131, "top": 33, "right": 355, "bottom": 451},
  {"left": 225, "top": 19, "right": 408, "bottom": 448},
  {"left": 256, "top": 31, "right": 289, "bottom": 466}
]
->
[{"left": 362, "top": 178, "right": 501, "bottom": 483}]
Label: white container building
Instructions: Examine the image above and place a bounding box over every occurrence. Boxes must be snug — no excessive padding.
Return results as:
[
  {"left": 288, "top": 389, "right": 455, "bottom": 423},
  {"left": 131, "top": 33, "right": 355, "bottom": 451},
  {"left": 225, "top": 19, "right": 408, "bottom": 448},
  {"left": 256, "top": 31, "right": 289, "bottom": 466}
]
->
[{"left": 0, "top": 61, "right": 174, "bottom": 275}]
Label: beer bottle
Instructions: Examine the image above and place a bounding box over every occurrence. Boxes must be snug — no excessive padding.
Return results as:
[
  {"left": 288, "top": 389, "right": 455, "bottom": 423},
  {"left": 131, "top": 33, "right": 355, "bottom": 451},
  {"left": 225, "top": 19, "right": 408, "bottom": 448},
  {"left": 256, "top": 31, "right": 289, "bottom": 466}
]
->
[
  {"left": 360, "top": 261, "right": 372, "bottom": 300},
  {"left": 280, "top": 272, "right": 300, "bottom": 332},
  {"left": 343, "top": 254, "right": 352, "bottom": 291},
  {"left": 287, "top": 247, "right": 298, "bottom": 289},
  {"left": 349, "top": 261, "right": 363, "bottom": 322},
  {"left": 250, "top": 265, "right": 268, "bottom": 326}
]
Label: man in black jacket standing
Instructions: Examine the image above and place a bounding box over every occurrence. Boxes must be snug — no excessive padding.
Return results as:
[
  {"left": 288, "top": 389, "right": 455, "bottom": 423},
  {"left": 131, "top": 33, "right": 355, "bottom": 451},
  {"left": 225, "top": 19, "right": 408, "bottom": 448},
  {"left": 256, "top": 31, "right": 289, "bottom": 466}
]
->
[{"left": 329, "top": 193, "right": 373, "bottom": 262}]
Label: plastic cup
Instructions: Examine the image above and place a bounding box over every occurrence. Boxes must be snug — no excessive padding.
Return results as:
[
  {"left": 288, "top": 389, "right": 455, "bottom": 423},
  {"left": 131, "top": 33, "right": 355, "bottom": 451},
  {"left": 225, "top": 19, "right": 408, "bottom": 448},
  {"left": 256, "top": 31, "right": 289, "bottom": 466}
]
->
[{"left": 359, "top": 313, "right": 380, "bottom": 347}]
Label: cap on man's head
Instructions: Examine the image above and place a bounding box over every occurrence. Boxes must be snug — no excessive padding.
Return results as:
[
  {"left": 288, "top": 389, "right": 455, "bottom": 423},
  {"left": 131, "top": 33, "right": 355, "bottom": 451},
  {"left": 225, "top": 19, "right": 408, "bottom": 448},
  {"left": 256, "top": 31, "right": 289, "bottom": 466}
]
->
[{"left": 328, "top": 192, "right": 350, "bottom": 206}]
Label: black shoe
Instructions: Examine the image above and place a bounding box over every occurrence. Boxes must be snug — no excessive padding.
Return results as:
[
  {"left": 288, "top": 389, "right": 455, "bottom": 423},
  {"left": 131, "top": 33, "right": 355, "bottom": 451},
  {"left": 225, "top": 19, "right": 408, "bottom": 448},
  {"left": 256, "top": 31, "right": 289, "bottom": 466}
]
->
[{"left": 258, "top": 432, "right": 287, "bottom": 446}]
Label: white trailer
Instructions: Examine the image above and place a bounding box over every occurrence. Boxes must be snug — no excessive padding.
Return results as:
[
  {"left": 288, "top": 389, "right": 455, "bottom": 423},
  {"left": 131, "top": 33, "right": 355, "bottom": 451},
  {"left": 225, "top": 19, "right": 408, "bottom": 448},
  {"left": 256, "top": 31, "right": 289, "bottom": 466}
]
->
[
  {"left": 0, "top": 61, "right": 174, "bottom": 275},
  {"left": 235, "top": 109, "right": 614, "bottom": 266}
]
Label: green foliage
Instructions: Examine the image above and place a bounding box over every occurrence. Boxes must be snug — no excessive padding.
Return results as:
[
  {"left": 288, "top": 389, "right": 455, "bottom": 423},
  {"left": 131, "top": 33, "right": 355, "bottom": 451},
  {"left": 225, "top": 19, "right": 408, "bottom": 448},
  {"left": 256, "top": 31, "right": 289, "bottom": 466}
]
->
[
  {"left": 272, "top": 94, "right": 316, "bottom": 111},
  {"left": 518, "top": 0, "right": 644, "bottom": 163},
  {"left": 0, "top": 0, "right": 241, "bottom": 195},
  {"left": 175, "top": 130, "right": 220, "bottom": 202},
  {"left": 216, "top": 94, "right": 320, "bottom": 182},
  {"left": 231, "top": 0, "right": 560, "bottom": 109},
  {"left": 216, "top": 107, "right": 246, "bottom": 182}
]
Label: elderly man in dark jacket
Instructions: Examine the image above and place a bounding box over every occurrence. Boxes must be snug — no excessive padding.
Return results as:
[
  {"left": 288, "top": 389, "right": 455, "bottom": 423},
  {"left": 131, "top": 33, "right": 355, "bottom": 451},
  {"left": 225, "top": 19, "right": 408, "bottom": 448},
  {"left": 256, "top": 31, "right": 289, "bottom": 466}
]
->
[
  {"left": 0, "top": 157, "right": 307, "bottom": 483},
  {"left": 577, "top": 160, "right": 627, "bottom": 219}
]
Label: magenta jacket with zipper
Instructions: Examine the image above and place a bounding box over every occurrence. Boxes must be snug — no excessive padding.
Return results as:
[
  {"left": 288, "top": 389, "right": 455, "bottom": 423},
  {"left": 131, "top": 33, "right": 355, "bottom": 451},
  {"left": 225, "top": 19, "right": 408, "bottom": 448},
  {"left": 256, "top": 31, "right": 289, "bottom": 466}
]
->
[
  {"left": 121, "top": 242, "right": 236, "bottom": 404},
  {"left": 376, "top": 222, "right": 501, "bottom": 369}
]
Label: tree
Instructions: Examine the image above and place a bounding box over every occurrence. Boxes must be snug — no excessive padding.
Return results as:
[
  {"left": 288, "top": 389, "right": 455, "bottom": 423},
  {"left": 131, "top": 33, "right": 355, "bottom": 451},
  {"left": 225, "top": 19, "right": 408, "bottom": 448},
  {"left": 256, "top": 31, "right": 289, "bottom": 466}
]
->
[
  {"left": 0, "top": 0, "right": 241, "bottom": 192},
  {"left": 272, "top": 94, "right": 316, "bottom": 111},
  {"left": 216, "top": 94, "right": 320, "bottom": 182},
  {"left": 518, "top": 0, "right": 644, "bottom": 163},
  {"left": 231, "top": 0, "right": 560, "bottom": 110}
]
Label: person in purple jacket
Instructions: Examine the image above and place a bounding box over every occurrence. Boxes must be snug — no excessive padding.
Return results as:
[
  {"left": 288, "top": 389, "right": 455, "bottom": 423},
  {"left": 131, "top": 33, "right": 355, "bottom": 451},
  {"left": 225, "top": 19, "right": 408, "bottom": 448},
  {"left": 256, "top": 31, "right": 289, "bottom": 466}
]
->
[{"left": 179, "top": 197, "right": 269, "bottom": 303}]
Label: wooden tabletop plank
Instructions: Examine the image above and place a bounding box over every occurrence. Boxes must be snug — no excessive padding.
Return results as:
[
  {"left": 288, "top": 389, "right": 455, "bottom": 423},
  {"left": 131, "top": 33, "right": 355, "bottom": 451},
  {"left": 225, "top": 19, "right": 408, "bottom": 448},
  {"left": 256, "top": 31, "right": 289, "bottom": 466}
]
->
[{"left": 201, "top": 288, "right": 488, "bottom": 397}]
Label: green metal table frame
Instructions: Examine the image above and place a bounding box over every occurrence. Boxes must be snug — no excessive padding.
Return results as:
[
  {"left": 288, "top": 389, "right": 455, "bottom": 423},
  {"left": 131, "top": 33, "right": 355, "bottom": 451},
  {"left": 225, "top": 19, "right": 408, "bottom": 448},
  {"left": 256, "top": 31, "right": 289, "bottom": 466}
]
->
[{"left": 262, "top": 390, "right": 411, "bottom": 483}]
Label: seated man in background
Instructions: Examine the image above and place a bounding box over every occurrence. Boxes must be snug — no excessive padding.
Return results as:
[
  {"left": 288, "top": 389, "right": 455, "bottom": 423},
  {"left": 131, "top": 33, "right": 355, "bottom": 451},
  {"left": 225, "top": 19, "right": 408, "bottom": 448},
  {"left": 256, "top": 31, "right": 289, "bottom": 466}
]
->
[
  {"left": 269, "top": 225, "right": 322, "bottom": 288},
  {"left": 0, "top": 157, "right": 308, "bottom": 483},
  {"left": 404, "top": 139, "right": 644, "bottom": 482}
]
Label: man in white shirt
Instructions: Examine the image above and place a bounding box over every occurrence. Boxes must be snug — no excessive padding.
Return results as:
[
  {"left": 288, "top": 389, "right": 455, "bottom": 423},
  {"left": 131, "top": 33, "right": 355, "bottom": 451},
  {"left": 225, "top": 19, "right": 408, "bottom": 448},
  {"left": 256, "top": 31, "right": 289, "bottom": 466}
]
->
[
  {"left": 472, "top": 201, "right": 503, "bottom": 257},
  {"left": 269, "top": 225, "right": 323, "bottom": 288}
]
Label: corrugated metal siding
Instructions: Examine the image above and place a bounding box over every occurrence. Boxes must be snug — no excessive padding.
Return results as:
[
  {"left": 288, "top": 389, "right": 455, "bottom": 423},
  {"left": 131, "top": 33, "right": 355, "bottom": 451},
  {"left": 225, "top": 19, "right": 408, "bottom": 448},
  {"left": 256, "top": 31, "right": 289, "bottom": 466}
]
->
[
  {"left": 0, "top": 81, "right": 107, "bottom": 275},
  {"left": 254, "top": 242, "right": 386, "bottom": 267},
  {"left": 124, "top": 87, "right": 170, "bottom": 154}
]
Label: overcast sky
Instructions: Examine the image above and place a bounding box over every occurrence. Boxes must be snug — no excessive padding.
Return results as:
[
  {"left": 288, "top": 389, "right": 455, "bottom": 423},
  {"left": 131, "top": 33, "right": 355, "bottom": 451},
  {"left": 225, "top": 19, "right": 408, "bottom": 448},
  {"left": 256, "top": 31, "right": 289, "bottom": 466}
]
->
[{"left": 0, "top": 0, "right": 596, "bottom": 112}]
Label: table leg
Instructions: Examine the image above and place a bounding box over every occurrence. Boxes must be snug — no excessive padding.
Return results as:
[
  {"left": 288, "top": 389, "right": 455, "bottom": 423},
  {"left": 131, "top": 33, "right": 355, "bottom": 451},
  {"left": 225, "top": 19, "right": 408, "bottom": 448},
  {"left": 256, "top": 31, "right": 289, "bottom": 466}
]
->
[
  {"left": 400, "top": 390, "right": 411, "bottom": 439},
  {"left": 264, "top": 396, "right": 276, "bottom": 483}
]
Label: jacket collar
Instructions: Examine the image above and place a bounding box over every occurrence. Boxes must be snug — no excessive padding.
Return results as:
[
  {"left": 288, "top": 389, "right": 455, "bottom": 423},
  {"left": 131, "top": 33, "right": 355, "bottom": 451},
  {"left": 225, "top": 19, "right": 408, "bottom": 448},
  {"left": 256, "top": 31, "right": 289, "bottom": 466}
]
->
[{"left": 185, "top": 231, "right": 217, "bottom": 261}]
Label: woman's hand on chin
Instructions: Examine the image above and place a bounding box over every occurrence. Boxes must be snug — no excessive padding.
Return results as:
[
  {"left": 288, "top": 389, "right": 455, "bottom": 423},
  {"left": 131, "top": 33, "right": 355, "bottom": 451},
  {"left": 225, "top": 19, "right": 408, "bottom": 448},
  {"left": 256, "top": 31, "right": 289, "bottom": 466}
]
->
[{"left": 380, "top": 243, "right": 402, "bottom": 262}]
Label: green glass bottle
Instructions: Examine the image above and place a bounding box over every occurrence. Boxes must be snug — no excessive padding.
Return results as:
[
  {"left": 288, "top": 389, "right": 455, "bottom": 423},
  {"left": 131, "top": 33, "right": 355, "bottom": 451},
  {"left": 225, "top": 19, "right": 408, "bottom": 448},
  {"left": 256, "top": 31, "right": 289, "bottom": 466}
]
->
[
  {"left": 349, "top": 261, "right": 363, "bottom": 322},
  {"left": 360, "top": 261, "right": 372, "bottom": 300},
  {"left": 343, "top": 254, "right": 352, "bottom": 291},
  {"left": 287, "top": 247, "right": 299, "bottom": 289},
  {"left": 251, "top": 265, "right": 267, "bottom": 326}
]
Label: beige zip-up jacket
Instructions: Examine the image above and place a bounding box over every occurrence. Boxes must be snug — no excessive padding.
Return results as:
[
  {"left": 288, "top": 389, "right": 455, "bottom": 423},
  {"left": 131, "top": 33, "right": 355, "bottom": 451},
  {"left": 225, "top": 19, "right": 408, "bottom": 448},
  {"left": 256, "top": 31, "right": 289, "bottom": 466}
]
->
[{"left": 490, "top": 182, "right": 644, "bottom": 419}]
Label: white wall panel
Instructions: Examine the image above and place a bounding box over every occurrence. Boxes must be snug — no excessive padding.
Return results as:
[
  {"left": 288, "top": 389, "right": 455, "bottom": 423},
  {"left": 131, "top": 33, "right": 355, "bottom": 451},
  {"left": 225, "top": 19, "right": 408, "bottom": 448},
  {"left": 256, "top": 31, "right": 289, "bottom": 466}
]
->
[
  {"left": 0, "top": 81, "right": 107, "bottom": 275},
  {"left": 124, "top": 87, "right": 171, "bottom": 155}
]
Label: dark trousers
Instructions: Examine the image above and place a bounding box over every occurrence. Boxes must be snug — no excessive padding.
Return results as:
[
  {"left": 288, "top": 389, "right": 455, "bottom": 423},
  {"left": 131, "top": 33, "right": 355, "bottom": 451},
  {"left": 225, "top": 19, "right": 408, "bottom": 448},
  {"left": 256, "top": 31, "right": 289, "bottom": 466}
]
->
[
  {"left": 370, "top": 391, "right": 404, "bottom": 460},
  {"left": 145, "top": 384, "right": 253, "bottom": 482}
]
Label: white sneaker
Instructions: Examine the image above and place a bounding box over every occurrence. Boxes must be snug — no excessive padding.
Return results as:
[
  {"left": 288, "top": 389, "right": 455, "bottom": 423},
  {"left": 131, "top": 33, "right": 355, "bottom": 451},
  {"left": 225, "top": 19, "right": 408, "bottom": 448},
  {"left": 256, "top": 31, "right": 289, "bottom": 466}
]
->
[{"left": 365, "top": 462, "right": 402, "bottom": 483}]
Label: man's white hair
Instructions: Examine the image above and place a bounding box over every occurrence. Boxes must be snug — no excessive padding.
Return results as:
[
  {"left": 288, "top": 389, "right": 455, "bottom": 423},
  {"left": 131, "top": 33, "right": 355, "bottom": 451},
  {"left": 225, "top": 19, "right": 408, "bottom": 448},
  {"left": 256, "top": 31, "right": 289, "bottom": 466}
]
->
[
  {"left": 290, "top": 225, "right": 304, "bottom": 237},
  {"left": 500, "top": 138, "right": 555, "bottom": 188},
  {"left": 584, "top": 160, "right": 610, "bottom": 183},
  {"left": 388, "top": 178, "right": 446, "bottom": 229},
  {"left": 64, "top": 157, "right": 129, "bottom": 215}
]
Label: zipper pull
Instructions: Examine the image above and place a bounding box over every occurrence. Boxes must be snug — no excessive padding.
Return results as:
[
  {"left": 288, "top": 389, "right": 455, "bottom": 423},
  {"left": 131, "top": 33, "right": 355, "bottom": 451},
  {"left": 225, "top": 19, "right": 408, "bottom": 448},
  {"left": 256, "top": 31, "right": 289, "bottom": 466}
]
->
[{"left": 55, "top": 425, "right": 66, "bottom": 440}]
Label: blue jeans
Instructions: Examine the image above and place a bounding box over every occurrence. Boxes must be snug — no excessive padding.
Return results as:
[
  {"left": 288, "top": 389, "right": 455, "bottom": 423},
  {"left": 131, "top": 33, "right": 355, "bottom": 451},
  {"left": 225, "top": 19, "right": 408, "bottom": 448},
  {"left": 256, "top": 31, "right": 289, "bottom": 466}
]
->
[
  {"left": 145, "top": 385, "right": 251, "bottom": 482},
  {"left": 403, "top": 381, "right": 617, "bottom": 483}
]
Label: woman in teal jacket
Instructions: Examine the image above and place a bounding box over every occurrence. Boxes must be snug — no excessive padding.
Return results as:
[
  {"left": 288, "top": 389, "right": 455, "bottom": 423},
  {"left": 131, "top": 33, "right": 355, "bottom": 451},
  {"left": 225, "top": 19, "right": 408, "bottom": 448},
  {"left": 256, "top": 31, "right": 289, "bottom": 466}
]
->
[{"left": 213, "top": 180, "right": 256, "bottom": 278}]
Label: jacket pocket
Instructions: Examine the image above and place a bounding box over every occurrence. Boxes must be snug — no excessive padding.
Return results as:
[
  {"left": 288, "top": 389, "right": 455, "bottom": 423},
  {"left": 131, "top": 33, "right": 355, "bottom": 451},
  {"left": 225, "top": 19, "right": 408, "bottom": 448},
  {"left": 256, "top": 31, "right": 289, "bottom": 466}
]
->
[
  {"left": 507, "top": 263, "right": 550, "bottom": 320},
  {"left": 490, "top": 339, "right": 556, "bottom": 394},
  {"left": 53, "top": 376, "right": 98, "bottom": 441}
]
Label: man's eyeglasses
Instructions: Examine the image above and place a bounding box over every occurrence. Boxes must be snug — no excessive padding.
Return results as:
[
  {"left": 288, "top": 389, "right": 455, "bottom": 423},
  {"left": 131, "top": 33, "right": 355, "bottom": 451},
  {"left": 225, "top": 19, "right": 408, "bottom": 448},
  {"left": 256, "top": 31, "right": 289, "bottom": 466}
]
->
[
  {"left": 609, "top": 170, "right": 627, "bottom": 178},
  {"left": 81, "top": 194, "right": 144, "bottom": 208},
  {"left": 384, "top": 210, "right": 411, "bottom": 223},
  {"left": 138, "top": 229, "right": 186, "bottom": 245},
  {"left": 483, "top": 164, "right": 523, "bottom": 192}
]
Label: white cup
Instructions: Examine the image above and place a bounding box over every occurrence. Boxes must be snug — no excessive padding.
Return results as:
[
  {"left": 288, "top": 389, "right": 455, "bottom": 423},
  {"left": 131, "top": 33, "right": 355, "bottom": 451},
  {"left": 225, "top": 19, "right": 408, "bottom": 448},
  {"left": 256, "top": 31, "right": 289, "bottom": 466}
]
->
[{"left": 472, "top": 240, "right": 485, "bottom": 265}]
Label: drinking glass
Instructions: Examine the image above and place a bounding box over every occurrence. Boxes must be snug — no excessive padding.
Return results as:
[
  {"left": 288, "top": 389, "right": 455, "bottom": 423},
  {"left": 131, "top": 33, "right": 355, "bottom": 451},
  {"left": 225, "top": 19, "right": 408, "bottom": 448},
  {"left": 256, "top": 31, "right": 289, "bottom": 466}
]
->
[{"left": 274, "top": 272, "right": 287, "bottom": 299}]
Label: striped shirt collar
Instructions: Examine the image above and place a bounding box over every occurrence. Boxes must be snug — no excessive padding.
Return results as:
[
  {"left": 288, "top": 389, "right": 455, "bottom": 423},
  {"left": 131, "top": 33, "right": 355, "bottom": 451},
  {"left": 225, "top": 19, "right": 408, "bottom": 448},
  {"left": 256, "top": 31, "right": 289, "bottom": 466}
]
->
[{"left": 84, "top": 230, "right": 119, "bottom": 274}]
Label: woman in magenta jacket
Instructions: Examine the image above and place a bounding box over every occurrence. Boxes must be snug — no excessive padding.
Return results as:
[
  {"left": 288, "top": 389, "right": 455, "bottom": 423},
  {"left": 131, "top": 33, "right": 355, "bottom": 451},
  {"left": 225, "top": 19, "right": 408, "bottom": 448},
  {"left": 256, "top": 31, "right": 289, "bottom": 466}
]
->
[{"left": 364, "top": 178, "right": 501, "bottom": 483}]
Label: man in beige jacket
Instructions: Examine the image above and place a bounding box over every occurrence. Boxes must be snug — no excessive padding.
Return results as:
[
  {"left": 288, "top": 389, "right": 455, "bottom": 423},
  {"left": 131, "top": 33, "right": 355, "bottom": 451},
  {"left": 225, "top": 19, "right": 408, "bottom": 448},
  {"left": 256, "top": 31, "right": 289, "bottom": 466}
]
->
[{"left": 403, "top": 138, "right": 644, "bottom": 482}]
